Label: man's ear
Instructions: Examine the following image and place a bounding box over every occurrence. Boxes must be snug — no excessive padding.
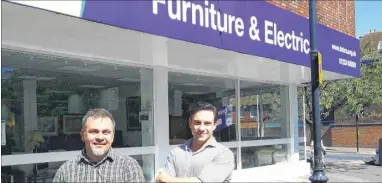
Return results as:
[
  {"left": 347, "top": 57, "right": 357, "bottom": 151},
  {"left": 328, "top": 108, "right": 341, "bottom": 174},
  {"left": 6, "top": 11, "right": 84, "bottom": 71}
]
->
[{"left": 212, "top": 121, "right": 217, "bottom": 130}]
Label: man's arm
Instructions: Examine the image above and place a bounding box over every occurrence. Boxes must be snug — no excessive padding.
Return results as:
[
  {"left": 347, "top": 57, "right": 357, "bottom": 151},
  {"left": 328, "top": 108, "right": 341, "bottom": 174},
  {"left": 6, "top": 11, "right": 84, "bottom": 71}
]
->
[
  {"left": 156, "top": 171, "right": 200, "bottom": 183},
  {"left": 157, "top": 149, "right": 200, "bottom": 182},
  {"left": 163, "top": 149, "right": 177, "bottom": 177},
  {"left": 197, "top": 149, "right": 235, "bottom": 182},
  {"left": 157, "top": 149, "right": 234, "bottom": 183},
  {"left": 125, "top": 158, "right": 146, "bottom": 182}
]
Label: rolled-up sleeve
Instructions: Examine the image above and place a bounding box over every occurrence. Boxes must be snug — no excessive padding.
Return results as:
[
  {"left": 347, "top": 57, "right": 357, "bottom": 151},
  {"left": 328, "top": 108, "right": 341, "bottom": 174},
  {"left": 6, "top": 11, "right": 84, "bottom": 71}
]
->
[
  {"left": 164, "top": 150, "right": 177, "bottom": 177},
  {"left": 197, "top": 149, "right": 235, "bottom": 182}
]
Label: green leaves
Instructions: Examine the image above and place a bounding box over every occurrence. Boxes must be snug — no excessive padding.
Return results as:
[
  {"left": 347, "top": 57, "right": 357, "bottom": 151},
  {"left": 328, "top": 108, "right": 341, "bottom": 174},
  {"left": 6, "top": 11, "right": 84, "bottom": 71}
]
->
[{"left": 303, "top": 48, "right": 382, "bottom": 122}]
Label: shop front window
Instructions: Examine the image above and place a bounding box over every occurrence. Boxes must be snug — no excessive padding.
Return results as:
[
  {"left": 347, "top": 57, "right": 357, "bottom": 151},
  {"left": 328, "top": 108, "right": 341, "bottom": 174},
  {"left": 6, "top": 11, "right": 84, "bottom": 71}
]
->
[
  {"left": 239, "top": 81, "right": 289, "bottom": 141},
  {"left": 1, "top": 49, "right": 154, "bottom": 157},
  {"left": 241, "top": 144, "right": 288, "bottom": 169},
  {"left": 168, "top": 72, "right": 237, "bottom": 144}
]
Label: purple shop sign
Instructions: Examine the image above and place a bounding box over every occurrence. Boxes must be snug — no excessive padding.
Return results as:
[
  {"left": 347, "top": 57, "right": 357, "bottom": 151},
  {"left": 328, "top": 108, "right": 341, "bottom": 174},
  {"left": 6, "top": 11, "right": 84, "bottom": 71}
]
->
[{"left": 82, "top": 0, "right": 360, "bottom": 77}]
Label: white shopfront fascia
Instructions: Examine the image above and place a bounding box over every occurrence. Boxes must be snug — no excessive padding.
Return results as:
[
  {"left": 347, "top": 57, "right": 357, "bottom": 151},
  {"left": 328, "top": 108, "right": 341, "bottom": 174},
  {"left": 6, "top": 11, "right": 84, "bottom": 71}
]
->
[{"left": 2, "top": 1, "right": 353, "bottom": 181}]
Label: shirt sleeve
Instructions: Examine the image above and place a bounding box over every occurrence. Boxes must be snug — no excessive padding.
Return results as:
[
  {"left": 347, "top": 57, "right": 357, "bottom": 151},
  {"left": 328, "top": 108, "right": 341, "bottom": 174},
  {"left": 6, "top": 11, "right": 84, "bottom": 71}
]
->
[
  {"left": 197, "top": 149, "right": 235, "bottom": 182},
  {"left": 52, "top": 166, "right": 65, "bottom": 183},
  {"left": 164, "top": 149, "right": 177, "bottom": 177},
  {"left": 125, "top": 158, "right": 146, "bottom": 182}
]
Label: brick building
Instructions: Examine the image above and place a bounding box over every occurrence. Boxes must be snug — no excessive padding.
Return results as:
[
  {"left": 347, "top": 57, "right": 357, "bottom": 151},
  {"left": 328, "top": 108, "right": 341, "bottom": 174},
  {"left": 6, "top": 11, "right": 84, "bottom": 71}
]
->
[{"left": 268, "top": 0, "right": 355, "bottom": 37}]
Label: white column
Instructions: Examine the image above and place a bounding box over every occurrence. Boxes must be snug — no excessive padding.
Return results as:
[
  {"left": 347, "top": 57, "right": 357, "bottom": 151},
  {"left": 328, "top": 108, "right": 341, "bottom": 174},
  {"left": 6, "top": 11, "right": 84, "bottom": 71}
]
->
[
  {"left": 281, "top": 85, "right": 299, "bottom": 162},
  {"left": 173, "top": 90, "right": 182, "bottom": 116},
  {"left": 140, "top": 68, "right": 155, "bottom": 181},
  {"left": 140, "top": 36, "right": 170, "bottom": 181},
  {"left": 290, "top": 85, "right": 300, "bottom": 162},
  {"left": 23, "top": 80, "right": 38, "bottom": 152},
  {"left": 153, "top": 66, "right": 169, "bottom": 172},
  {"left": 279, "top": 85, "right": 292, "bottom": 162},
  {"left": 141, "top": 68, "right": 154, "bottom": 146},
  {"left": 152, "top": 36, "right": 170, "bottom": 173},
  {"left": 280, "top": 86, "right": 289, "bottom": 138}
]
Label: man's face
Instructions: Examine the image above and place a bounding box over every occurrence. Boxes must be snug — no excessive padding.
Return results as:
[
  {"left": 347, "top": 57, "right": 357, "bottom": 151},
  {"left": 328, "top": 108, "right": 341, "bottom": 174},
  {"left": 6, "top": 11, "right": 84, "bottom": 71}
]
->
[
  {"left": 81, "top": 117, "right": 114, "bottom": 157},
  {"left": 189, "top": 110, "right": 216, "bottom": 143}
]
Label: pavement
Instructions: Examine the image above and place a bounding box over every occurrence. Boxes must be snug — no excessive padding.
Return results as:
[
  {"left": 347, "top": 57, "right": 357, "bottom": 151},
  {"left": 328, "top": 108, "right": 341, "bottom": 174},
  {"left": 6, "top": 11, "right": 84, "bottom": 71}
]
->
[
  {"left": 325, "top": 146, "right": 376, "bottom": 154},
  {"left": 291, "top": 148, "right": 381, "bottom": 182}
]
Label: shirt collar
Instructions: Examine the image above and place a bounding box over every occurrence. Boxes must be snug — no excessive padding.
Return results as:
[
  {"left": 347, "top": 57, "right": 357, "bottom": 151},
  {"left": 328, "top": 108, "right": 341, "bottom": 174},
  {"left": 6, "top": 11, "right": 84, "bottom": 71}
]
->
[
  {"left": 185, "top": 137, "right": 218, "bottom": 152},
  {"left": 77, "top": 148, "right": 116, "bottom": 165}
]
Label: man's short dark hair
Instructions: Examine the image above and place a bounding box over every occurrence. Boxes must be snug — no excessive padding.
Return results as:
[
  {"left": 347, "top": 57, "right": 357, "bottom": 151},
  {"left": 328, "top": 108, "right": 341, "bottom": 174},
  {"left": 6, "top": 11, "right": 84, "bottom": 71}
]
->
[
  {"left": 189, "top": 101, "right": 217, "bottom": 121},
  {"left": 82, "top": 108, "right": 116, "bottom": 128}
]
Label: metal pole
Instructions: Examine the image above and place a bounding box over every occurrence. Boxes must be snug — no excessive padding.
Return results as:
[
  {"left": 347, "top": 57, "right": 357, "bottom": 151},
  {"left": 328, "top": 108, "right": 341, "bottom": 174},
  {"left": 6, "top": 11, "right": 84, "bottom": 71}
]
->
[
  {"left": 356, "top": 114, "right": 359, "bottom": 152},
  {"left": 308, "top": 0, "right": 329, "bottom": 182}
]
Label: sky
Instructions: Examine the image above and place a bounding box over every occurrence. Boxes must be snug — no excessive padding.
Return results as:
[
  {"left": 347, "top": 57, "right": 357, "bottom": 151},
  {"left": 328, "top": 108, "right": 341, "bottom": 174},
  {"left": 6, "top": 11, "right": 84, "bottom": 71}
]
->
[{"left": 355, "top": 0, "right": 382, "bottom": 38}]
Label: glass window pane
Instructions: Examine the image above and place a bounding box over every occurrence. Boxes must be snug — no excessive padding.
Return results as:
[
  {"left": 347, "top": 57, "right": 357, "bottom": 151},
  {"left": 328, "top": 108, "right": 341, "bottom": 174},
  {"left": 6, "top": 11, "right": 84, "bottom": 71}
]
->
[
  {"left": 1, "top": 161, "right": 65, "bottom": 182},
  {"left": 1, "top": 50, "right": 154, "bottom": 156},
  {"left": 168, "top": 72, "right": 237, "bottom": 144},
  {"left": 299, "top": 142, "right": 306, "bottom": 161},
  {"left": 241, "top": 144, "right": 288, "bottom": 169},
  {"left": 132, "top": 154, "right": 155, "bottom": 182},
  {"left": 240, "top": 81, "right": 289, "bottom": 140},
  {"left": 229, "top": 148, "right": 238, "bottom": 170}
]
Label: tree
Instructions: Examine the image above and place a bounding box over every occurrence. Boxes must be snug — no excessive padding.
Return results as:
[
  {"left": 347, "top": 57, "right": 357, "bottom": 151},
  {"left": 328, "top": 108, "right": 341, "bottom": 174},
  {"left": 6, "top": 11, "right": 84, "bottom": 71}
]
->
[{"left": 302, "top": 45, "right": 382, "bottom": 141}]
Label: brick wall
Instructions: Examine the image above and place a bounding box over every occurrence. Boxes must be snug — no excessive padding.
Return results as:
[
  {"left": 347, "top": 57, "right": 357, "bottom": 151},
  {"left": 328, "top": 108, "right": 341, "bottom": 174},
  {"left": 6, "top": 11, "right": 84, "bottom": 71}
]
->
[
  {"left": 299, "top": 125, "right": 382, "bottom": 148},
  {"left": 331, "top": 125, "right": 382, "bottom": 148},
  {"left": 298, "top": 125, "right": 330, "bottom": 145},
  {"left": 266, "top": 0, "right": 355, "bottom": 37}
]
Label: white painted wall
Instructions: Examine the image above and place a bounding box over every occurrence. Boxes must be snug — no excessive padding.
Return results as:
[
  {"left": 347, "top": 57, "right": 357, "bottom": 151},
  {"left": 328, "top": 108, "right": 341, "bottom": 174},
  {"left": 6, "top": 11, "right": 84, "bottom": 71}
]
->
[{"left": 232, "top": 161, "right": 310, "bottom": 182}]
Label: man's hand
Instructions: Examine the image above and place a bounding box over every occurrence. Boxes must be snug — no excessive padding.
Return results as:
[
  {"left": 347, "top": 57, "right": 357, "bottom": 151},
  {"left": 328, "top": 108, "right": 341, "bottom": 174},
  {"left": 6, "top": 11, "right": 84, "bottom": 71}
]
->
[{"left": 155, "top": 169, "right": 171, "bottom": 183}]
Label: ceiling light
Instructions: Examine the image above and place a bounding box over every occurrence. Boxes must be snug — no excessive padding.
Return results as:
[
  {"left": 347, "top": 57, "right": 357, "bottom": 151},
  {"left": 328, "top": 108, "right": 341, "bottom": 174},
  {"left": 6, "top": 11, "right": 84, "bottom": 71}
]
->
[
  {"left": 78, "top": 85, "right": 106, "bottom": 89},
  {"left": 18, "top": 76, "right": 56, "bottom": 81},
  {"left": 57, "top": 66, "right": 97, "bottom": 72}
]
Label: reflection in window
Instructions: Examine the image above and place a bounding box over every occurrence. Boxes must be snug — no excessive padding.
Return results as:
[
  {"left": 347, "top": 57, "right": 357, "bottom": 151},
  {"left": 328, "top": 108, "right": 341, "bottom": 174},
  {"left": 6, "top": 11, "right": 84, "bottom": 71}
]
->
[
  {"left": 1, "top": 49, "right": 154, "bottom": 157},
  {"left": 1, "top": 161, "right": 65, "bottom": 183},
  {"left": 239, "top": 81, "right": 289, "bottom": 141},
  {"left": 168, "top": 72, "right": 237, "bottom": 144},
  {"left": 241, "top": 144, "right": 288, "bottom": 169},
  {"left": 229, "top": 148, "right": 238, "bottom": 170}
]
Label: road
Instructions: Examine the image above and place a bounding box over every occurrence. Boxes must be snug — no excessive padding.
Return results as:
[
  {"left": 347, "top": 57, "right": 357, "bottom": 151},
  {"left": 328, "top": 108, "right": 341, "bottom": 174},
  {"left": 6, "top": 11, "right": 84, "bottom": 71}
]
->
[{"left": 323, "top": 152, "right": 381, "bottom": 182}]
